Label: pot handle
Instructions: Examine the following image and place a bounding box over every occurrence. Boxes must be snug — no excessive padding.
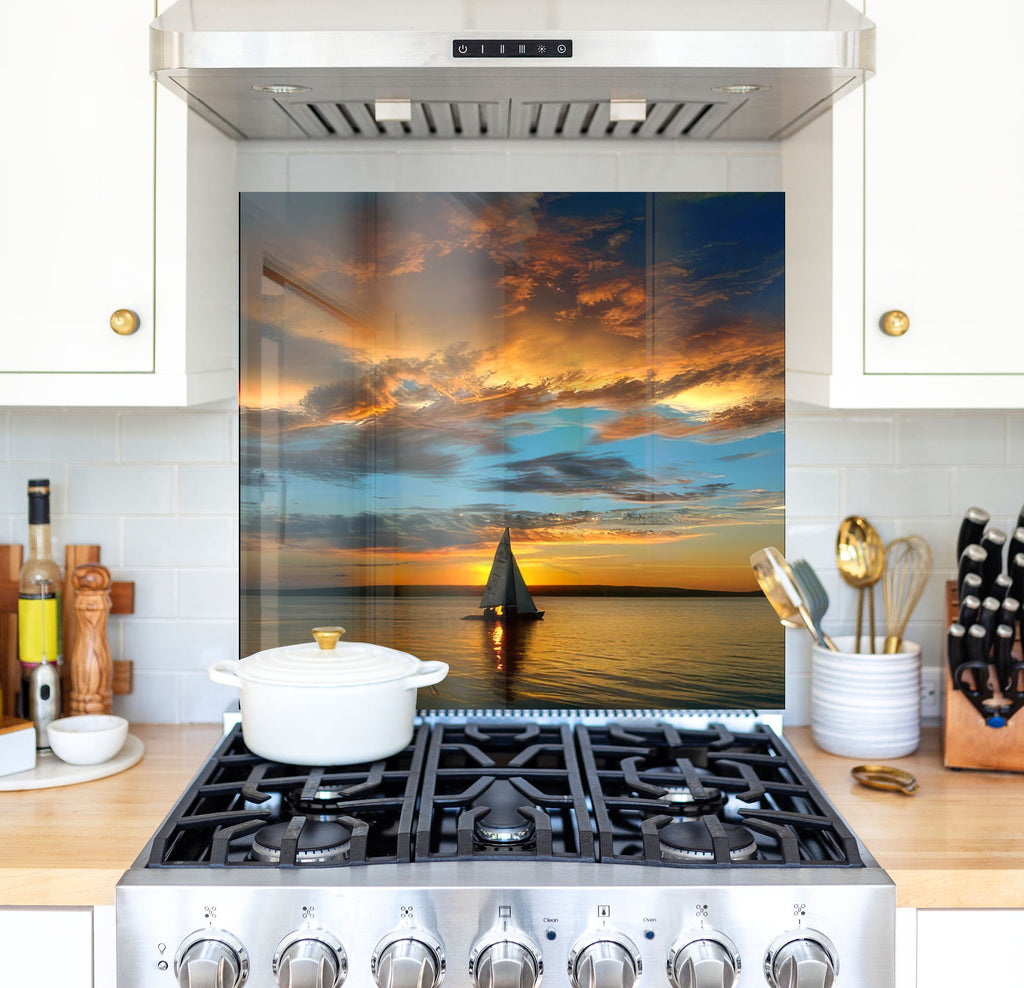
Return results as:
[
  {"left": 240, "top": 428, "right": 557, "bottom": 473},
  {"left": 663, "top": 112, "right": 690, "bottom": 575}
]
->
[
  {"left": 208, "top": 660, "right": 243, "bottom": 689},
  {"left": 405, "top": 660, "right": 449, "bottom": 691}
]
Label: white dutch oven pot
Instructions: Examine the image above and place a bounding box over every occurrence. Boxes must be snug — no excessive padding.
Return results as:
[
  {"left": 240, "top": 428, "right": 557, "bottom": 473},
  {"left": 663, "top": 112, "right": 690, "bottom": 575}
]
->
[{"left": 209, "top": 626, "right": 448, "bottom": 765}]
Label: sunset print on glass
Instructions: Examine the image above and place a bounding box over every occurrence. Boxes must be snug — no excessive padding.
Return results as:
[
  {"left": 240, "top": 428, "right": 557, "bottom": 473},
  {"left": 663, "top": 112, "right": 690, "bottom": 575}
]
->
[{"left": 240, "top": 192, "right": 785, "bottom": 711}]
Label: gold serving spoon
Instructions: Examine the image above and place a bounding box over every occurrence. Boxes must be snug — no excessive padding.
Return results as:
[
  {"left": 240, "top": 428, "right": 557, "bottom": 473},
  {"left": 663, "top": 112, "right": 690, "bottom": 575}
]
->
[
  {"left": 836, "top": 516, "right": 886, "bottom": 653},
  {"left": 750, "top": 547, "right": 839, "bottom": 651}
]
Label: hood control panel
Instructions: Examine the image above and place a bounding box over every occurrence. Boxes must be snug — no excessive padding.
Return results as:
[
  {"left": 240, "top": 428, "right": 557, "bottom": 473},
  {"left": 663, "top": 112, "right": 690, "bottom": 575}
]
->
[{"left": 453, "top": 40, "right": 573, "bottom": 58}]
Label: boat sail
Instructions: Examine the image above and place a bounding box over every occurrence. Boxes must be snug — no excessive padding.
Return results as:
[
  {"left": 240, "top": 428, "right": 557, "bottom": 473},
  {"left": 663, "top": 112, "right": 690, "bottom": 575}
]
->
[{"left": 470, "top": 528, "right": 544, "bottom": 621}]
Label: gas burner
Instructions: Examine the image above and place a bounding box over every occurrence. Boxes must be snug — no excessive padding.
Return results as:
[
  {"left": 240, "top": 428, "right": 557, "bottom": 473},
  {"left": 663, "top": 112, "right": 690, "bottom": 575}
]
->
[
  {"left": 285, "top": 785, "right": 353, "bottom": 820},
  {"left": 656, "top": 785, "right": 727, "bottom": 818},
  {"left": 471, "top": 780, "right": 536, "bottom": 845},
  {"left": 251, "top": 820, "right": 352, "bottom": 864},
  {"left": 657, "top": 821, "right": 758, "bottom": 863}
]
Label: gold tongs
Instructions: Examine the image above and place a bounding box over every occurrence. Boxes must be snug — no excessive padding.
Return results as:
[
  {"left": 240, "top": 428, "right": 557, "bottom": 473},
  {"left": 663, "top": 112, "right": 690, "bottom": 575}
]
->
[{"left": 851, "top": 764, "right": 919, "bottom": 795}]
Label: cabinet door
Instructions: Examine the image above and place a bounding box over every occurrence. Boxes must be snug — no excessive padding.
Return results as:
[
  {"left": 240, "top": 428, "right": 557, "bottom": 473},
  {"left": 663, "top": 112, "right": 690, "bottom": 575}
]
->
[
  {"left": 0, "top": 907, "right": 94, "bottom": 987},
  {"left": 863, "top": 0, "right": 1024, "bottom": 376},
  {"left": 0, "top": 0, "right": 154, "bottom": 374}
]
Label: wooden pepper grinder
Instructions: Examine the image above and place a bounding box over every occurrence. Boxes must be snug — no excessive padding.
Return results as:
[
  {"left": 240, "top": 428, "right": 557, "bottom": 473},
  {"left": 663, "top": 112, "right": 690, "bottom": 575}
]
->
[{"left": 69, "top": 563, "right": 113, "bottom": 715}]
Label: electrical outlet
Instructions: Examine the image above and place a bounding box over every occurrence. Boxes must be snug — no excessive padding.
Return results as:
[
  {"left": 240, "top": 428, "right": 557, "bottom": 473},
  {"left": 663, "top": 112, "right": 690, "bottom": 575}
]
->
[{"left": 920, "top": 667, "right": 942, "bottom": 720}]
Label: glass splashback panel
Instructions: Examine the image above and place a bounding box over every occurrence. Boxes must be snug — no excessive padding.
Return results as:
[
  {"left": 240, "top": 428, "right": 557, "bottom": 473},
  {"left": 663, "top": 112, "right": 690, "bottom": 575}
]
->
[{"left": 240, "top": 192, "right": 785, "bottom": 710}]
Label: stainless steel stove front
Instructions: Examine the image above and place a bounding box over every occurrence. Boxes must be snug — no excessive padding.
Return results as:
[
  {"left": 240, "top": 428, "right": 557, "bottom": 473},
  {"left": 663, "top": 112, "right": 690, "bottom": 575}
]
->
[{"left": 116, "top": 860, "right": 895, "bottom": 988}]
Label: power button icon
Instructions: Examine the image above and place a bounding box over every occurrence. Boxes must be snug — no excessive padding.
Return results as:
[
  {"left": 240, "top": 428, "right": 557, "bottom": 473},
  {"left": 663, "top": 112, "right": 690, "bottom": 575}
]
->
[{"left": 458, "top": 44, "right": 468, "bottom": 54}]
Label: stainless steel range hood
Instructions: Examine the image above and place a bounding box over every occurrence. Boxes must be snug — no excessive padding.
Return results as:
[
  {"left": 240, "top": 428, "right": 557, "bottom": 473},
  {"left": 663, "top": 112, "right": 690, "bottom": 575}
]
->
[{"left": 151, "top": 0, "right": 874, "bottom": 142}]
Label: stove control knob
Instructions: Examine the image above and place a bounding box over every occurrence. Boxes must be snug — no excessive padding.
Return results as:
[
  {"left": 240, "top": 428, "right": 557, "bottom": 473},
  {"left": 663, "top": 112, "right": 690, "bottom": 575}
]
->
[
  {"left": 470, "top": 934, "right": 543, "bottom": 988},
  {"left": 568, "top": 934, "right": 642, "bottom": 988},
  {"left": 668, "top": 932, "right": 740, "bottom": 988},
  {"left": 372, "top": 931, "right": 446, "bottom": 988},
  {"left": 175, "top": 930, "right": 249, "bottom": 988},
  {"left": 764, "top": 931, "right": 838, "bottom": 988},
  {"left": 274, "top": 931, "right": 347, "bottom": 988}
]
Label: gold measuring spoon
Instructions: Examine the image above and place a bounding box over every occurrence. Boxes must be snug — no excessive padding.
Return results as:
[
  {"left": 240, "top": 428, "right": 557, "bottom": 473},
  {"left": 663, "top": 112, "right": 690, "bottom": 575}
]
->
[
  {"left": 851, "top": 764, "right": 919, "bottom": 795},
  {"left": 836, "top": 516, "right": 886, "bottom": 653}
]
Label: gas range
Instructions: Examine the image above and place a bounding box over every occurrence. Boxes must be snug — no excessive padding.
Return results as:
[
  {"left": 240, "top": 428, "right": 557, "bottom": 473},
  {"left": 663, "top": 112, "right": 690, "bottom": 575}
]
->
[{"left": 116, "top": 716, "right": 895, "bottom": 988}]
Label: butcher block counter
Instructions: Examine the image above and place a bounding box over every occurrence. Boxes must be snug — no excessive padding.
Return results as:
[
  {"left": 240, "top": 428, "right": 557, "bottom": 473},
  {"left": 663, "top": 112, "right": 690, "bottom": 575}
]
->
[{"left": 0, "top": 724, "right": 1021, "bottom": 908}]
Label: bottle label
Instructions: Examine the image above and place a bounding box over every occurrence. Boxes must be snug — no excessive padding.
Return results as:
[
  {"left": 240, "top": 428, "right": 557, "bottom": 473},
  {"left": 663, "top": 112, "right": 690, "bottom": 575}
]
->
[{"left": 18, "top": 594, "right": 62, "bottom": 667}]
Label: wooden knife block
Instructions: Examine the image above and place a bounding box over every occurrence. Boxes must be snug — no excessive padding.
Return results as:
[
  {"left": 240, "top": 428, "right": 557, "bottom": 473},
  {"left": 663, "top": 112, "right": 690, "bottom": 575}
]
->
[
  {"left": 0, "top": 544, "right": 134, "bottom": 718},
  {"left": 943, "top": 580, "right": 1024, "bottom": 772}
]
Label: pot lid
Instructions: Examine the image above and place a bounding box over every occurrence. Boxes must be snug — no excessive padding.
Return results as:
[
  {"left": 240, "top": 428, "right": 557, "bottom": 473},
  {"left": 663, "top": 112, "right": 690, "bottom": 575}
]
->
[{"left": 238, "top": 627, "right": 424, "bottom": 687}]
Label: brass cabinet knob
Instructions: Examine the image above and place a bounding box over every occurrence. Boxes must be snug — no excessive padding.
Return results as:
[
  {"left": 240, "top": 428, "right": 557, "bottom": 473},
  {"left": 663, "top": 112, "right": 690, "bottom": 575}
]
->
[
  {"left": 109, "top": 308, "right": 140, "bottom": 336},
  {"left": 880, "top": 310, "right": 910, "bottom": 337}
]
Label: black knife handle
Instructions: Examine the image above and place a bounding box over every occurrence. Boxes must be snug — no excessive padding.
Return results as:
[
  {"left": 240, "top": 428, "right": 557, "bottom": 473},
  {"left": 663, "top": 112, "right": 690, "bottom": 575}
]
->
[
  {"left": 1008, "top": 527, "right": 1024, "bottom": 570},
  {"left": 946, "top": 623, "right": 967, "bottom": 689},
  {"left": 1011, "top": 552, "right": 1024, "bottom": 605},
  {"left": 957, "top": 507, "right": 990, "bottom": 562},
  {"left": 980, "top": 528, "right": 1007, "bottom": 588},
  {"left": 1016, "top": 504, "right": 1024, "bottom": 535},
  {"left": 989, "top": 573, "right": 1013, "bottom": 603},
  {"left": 958, "top": 544, "right": 988, "bottom": 599},
  {"left": 997, "top": 596, "right": 1020, "bottom": 633},
  {"left": 994, "top": 624, "right": 1016, "bottom": 695},
  {"left": 977, "top": 596, "right": 1002, "bottom": 651},
  {"left": 955, "top": 660, "right": 994, "bottom": 700},
  {"left": 964, "top": 624, "right": 993, "bottom": 697},
  {"left": 958, "top": 593, "right": 982, "bottom": 629}
]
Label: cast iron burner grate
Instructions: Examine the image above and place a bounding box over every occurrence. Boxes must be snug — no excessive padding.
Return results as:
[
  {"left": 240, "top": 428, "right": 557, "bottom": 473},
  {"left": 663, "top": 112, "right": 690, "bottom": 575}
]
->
[{"left": 142, "top": 720, "right": 863, "bottom": 869}]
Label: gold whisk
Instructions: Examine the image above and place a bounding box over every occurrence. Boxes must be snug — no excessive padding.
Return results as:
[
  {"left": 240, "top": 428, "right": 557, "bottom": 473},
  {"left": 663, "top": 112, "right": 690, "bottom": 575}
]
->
[{"left": 882, "top": 535, "right": 933, "bottom": 654}]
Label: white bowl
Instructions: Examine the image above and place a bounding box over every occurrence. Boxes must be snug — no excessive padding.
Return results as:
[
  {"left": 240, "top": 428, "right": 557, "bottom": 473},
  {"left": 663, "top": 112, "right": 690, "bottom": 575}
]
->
[{"left": 46, "top": 715, "right": 128, "bottom": 765}]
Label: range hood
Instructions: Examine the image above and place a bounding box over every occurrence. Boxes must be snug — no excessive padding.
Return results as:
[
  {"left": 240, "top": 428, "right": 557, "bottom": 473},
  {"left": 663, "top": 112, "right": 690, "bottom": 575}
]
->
[{"left": 151, "top": 0, "right": 874, "bottom": 142}]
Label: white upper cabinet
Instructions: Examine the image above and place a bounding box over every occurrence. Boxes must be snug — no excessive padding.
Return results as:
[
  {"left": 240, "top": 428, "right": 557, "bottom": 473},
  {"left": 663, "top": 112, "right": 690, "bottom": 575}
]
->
[
  {"left": 785, "top": 0, "right": 1024, "bottom": 408},
  {"left": 0, "top": 0, "right": 236, "bottom": 406}
]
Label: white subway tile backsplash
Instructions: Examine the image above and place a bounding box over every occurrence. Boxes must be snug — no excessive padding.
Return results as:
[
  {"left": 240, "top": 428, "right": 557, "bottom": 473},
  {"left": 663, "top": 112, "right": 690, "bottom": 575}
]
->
[
  {"left": 728, "top": 153, "right": 783, "bottom": 190},
  {"left": 50, "top": 517, "right": 124, "bottom": 566},
  {"left": 1008, "top": 416, "right": 1024, "bottom": 465},
  {"left": 181, "top": 465, "right": 239, "bottom": 515},
  {"left": 950, "top": 468, "right": 1024, "bottom": 521},
  {"left": 179, "top": 569, "right": 240, "bottom": 619},
  {"left": 784, "top": 468, "right": 840, "bottom": 517},
  {"left": 68, "top": 465, "right": 176, "bottom": 515},
  {"left": 508, "top": 152, "right": 617, "bottom": 190},
  {"left": 398, "top": 153, "right": 508, "bottom": 190},
  {"left": 121, "top": 412, "right": 229, "bottom": 463},
  {"left": 10, "top": 412, "right": 117, "bottom": 462},
  {"left": 179, "top": 671, "right": 240, "bottom": 724},
  {"left": 236, "top": 151, "right": 288, "bottom": 190},
  {"left": 843, "top": 468, "right": 951, "bottom": 518},
  {"left": 288, "top": 153, "right": 398, "bottom": 191},
  {"left": 113, "top": 671, "right": 182, "bottom": 724},
  {"left": 118, "top": 568, "right": 179, "bottom": 619},
  {"left": 618, "top": 153, "right": 727, "bottom": 191},
  {"left": 123, "top": 618, "right": 238, "bottom": 671},
  {"left": 124, "top": 517, "right": 235, "bottom": 568},
  {"left": 786, "top": 414, "right": 892, "bottom": 466},
  {"left": 898, "top": 413, "right": 1006, "bottom": 466}
]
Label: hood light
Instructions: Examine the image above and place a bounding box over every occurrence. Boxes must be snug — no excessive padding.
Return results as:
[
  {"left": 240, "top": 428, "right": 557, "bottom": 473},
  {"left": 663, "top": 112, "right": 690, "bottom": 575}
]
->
[
  {"left": 252, "top": 84, "right": 311, "bottom": 94},
  {"left": 712, "top": 84, "right": 771, "bottom": 95}
]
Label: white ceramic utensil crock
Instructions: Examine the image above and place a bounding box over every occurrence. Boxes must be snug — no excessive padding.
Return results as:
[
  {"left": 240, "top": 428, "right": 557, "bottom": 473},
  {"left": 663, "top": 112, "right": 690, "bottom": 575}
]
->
[{"left": 209, "top": 627, "right": 448, "bottom": 765}]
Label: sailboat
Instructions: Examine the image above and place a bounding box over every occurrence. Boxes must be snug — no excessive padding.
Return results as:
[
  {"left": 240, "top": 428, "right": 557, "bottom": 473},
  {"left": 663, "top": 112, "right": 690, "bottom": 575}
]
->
[{"left": 464, "top": 528, "right": 545, "bottom": 621}]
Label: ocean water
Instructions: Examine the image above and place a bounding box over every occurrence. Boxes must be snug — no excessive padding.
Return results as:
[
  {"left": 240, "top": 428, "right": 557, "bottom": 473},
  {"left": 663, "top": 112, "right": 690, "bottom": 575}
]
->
[{"left": 241, "top": 595, "right": 785, "bottom": 712}]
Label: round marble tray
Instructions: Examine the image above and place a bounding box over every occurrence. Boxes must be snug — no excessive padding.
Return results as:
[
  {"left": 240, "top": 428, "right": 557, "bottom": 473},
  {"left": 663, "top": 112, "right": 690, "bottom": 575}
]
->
[{"left": 0, "top": 733, "right": 144, "bottom": 791}]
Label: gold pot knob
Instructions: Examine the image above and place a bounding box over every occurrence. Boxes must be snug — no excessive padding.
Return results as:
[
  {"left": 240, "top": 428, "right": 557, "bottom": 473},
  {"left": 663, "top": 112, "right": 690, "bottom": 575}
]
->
[
  {"left": 312, "top": 626, "right": 346, "bottom": 650},
  {"left": 109, "top": 308, "right": 140, "bottom": 336},
  {"left": 880, "top": 310, "right": 910, "bottom": 337}
]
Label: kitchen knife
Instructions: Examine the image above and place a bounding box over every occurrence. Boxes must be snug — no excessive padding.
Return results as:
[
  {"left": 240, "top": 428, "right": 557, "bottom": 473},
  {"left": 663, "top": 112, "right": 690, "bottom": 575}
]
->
[
  {"left": 957, "top": 593, "right": 982, "bottom": 629},
  {"left": 958, "top": 544, "right": 988, "bottom": 599},
  {"left": 989, "top": 573, "right": 1013, "bottom": 603},
  {"left": 1009, "top": 528, "right": 1024, "bottom": 572},
  {"left": 960, "top": 572, "right": 983, "bottom": 602},
  {"left": 994, "top": 623, "right": 1016, "bottom": 695},
  {"left": 957, "top": 506, "right": 990, "bottom": 562},
  {"left": 997, "top": 596, "right": 1020, "bottom": 633},
  {"left": 977, "top": 595, "right": 1002, "bottom": 650},
  {"left": 1010, "top": 552, "right": 1024, "bottom": 605},
  {"left": 946, "top": 623, "right": 966, "bottom": 689},
  {"left": 979, "top": 528, "right": 1007, "bottom": 588},
  {"left": 958, "top": 624, "right": 993, "bottom": 698}
]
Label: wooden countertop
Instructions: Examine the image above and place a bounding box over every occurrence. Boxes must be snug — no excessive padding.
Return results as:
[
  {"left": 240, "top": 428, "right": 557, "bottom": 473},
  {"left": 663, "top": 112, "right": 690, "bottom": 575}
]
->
[{"left": 1, "top": 725, "right": 1020, "bottom": 909}]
